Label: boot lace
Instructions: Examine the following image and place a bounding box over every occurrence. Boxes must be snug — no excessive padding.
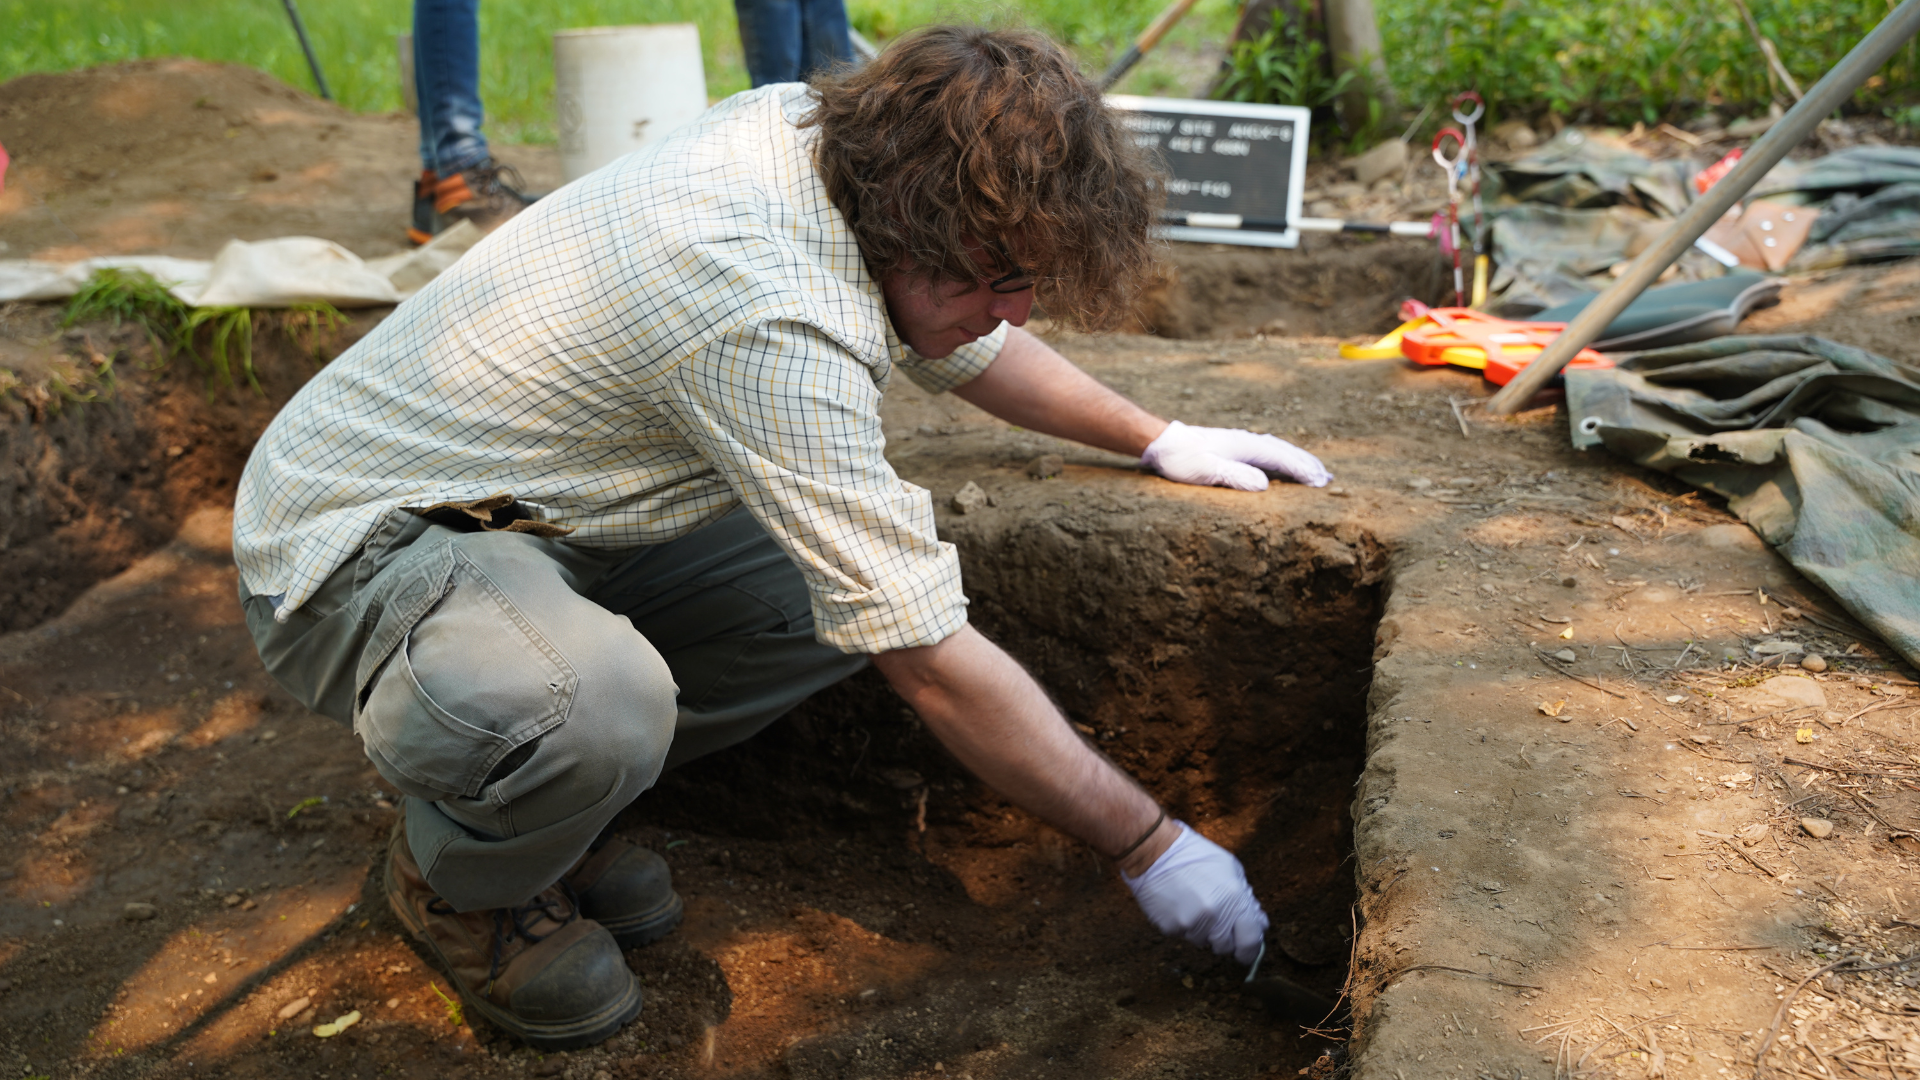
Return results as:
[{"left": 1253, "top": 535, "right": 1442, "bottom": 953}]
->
[{"left": 425, "top": 880, "right": 581, "bottom": 990}]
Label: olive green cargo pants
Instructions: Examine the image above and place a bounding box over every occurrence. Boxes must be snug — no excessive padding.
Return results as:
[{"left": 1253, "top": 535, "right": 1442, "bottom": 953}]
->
[{"left": 242, "top": 506, "right": 866, "bottom": 911}]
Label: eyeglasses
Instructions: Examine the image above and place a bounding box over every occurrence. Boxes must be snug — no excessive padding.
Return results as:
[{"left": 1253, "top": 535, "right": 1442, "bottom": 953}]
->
[{"left": 984, "top": 240, "right": 1036, "bottom": 294}]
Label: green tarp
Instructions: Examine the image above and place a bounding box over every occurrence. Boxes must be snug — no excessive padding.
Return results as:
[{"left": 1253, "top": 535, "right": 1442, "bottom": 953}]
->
[{"left": 1566, "top": 335, "right": 1920, "bottom": 669}]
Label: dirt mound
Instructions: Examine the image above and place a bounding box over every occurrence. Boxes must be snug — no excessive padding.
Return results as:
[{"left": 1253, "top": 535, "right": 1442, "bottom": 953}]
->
[{"left": 0, "top": 59, "right": 559, "bottom": 261}]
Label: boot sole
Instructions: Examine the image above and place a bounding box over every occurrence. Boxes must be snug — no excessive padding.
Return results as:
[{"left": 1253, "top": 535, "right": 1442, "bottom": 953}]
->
[
  {"left": 383, "top": 840, "right": 643, "bottom": 1051},
  {"left": 598, "top": 891, "right": 686, "bottom": 950}
]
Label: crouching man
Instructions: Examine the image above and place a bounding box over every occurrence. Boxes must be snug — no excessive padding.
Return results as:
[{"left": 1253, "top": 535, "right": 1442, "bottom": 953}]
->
[{"left": 235, "top": 26, "right": 1331, "bottom": 1049}]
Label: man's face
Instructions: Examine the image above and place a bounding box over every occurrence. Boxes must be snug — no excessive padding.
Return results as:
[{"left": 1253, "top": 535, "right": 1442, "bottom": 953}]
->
[{"left": 879, "top": 239, "right": 1035, "bottom": 358}]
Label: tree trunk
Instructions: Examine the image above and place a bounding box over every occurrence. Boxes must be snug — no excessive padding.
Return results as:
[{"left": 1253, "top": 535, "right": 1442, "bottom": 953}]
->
[{"left": 1323, "top": 0, "right": 1394, "bottom": 130}]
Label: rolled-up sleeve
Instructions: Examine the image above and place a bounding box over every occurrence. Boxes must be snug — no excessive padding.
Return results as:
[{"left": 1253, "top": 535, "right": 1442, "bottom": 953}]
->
[
  {"left": 651, "top": 318, "right": 969, "bottom": 653},
  {"left": 894, "top": 321, "right": 1008, "bottom": 394}
]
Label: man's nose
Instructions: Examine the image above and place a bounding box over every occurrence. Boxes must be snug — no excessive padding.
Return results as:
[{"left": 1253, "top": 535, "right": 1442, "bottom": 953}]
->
[{"left": 987, "top": 289, "right": 1034, "bottom": 326}]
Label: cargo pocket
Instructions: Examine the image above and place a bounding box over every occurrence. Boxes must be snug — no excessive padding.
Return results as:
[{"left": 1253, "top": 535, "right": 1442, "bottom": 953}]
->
[{"left": 355, "top": 551, "right": 578, "bottom": 801}]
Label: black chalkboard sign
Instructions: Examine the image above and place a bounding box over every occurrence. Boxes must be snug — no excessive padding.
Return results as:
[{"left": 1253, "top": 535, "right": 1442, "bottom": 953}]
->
[{"left": 1107, "top": 96, "right": 1312, "bottom": 249}]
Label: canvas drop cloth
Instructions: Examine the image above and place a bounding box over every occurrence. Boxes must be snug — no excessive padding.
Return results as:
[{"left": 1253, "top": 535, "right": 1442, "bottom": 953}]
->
[
  {"left": 1566, "top": 335, "right": 1920, "bottom": 668},
  {"left": 0, "top": 221, "right": 481, "bottom": 308}
]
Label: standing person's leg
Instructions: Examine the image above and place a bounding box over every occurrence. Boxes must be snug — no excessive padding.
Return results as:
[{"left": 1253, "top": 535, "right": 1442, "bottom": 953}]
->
[
  {"left": 796, "top": 0, "right": 856, "bottom": 82},
  {"left": 410, "top": 0, "right": 533, "bottom": 239},
  {"left": 413, "top": 0, "right": 490, "bottom": 177},
  {"left": 733, "top": 0, "right": 805, "bottom": 86}
]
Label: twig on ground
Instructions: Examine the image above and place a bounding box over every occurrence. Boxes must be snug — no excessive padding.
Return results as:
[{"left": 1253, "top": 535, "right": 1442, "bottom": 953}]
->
[
  {"left": 1844, "top": 790, "right": 1912, "bottom": 838},
  {"left": 1843, "top": 699, "right": 1906, "bottom": 724},
  {"left": 1785, "top": 757, "right": 1920, "bottom": 781},
  {"left": 1376, "top": 963, "right": 1543, "bottom": 991},
  {"left": 1449, "top": 396, "right": 1473, "bottom": 437},
  {"left": 1753, "top": 952, "right": 1920, "bottom": 1079},
  {"left": 1576, "top": 1012, "right": 1675, "bottom": 1070},
  {"left": 1533, "top": 651, "right": 1631, "bottom": 699},
  {"left": 1661, "top": 943, "right": 1778, "bottom": 951},
  {"left": 1721, "top": 838, "right": 1778, "bottom": 878}
]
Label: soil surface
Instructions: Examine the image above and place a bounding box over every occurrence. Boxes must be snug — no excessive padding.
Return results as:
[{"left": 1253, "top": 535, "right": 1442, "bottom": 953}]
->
[
  {"left": 0, "top": 59, "right": 563, "bottom": 262},
  {"left": 4, "top": 60, "right": 1920, "bottom": 1080}
]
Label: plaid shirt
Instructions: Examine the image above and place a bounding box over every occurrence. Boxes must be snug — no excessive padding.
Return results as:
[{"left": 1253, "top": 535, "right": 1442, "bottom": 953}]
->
[{"left": 234, "top": 85, "right": 1004, "bottom": 654}]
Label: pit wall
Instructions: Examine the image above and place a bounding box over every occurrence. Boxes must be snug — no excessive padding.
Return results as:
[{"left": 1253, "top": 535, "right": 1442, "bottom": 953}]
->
[{"left": 0, "top": 312, "right": 376, "bottom": 634}]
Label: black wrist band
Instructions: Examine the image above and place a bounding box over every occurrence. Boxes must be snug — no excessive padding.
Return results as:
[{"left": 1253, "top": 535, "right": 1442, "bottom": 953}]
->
[{"left": 1113, "top": 809, "right": 1167, "bottom": 862}]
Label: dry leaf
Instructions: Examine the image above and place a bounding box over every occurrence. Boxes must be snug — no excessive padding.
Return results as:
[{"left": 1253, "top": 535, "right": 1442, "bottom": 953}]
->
[
  {"left": 1795, "top": 727, "right": 1815, "bottom": 743},
  {"left": 1559, "top": 626, "right": 1575, "bottom": 640},
  {"left": 1738, "top": 823, "right": 1769, "bottom": 845},
  {"left": 1538, "top": 700, "right": 1566, "bottom": 717},
  {"left": 1719, "top": 771, "right": 1753, "bottom": 788}
]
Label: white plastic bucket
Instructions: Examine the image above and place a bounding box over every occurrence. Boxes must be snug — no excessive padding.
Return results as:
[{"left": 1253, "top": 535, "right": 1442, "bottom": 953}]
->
[{"left": 553, "top": 24, "right": 709, "bottom": 182}]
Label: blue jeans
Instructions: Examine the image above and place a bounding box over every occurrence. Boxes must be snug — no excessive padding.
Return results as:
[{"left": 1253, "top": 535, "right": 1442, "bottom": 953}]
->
[
  {"left": 414, "top": 0, "right": 490, "bottom": 174},
  {"left": 734, "top": 0, "right": 854, "bottom": 87}
]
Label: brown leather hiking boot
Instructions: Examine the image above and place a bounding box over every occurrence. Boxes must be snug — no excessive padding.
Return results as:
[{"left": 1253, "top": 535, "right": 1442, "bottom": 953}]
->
[
  {"left": 384, "top": 822, "right": 641, "bottom": 1050},
  {"left": 564, "top": 835, "right": 684, "bottom": 949}
]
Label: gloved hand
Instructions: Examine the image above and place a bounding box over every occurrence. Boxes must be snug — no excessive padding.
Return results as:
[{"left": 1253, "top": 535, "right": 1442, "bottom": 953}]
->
[
  {"left": 1140, "top": 420, "right": 1332, "bottom": 491},
  {"left": 1122, "top": 822, "right": 1269, "bottom": 965}
]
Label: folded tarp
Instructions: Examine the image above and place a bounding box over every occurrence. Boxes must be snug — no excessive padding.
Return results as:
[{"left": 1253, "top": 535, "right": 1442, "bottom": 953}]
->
[
  {"left": 1484, "top": 128, "right": 1695, "bottom": 216},
  {"left": 1532, "top": 271, "right": 1780, "bottom": 351},
  {"left": 1488, "top": 203, "right": 1729, "bottom": 315},
  {"left": 0, "top": 221, "right": 481, "bottom": 307},
  {"left": 1566, "top": 335, "right": 1920, "bottom": 669}
]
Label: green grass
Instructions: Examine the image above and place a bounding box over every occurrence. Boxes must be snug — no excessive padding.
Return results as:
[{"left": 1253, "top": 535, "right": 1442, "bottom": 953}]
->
[
  {"left": 0, "top": 0, "right": 1236, "bottom": 145},
  {"left": 3, "top": 0, "right": 1909, "bottom": 147},
  {"left": 1377, "top": 0, "right": 1918, "bottom": 130}
]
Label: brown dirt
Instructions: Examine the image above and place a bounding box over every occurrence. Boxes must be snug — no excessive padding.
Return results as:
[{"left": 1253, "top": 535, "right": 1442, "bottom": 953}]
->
[
  {"left": 5, "top": 58, "right": 1920, "bottom": 1080},
  {"left": 0, "top": 59, "right": 562, "bottom": 262}
]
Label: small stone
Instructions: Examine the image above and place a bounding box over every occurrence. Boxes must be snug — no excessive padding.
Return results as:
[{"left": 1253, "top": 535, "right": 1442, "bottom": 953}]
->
[
  {"left": 1350, "top": 138, "right": 1409, "bottom": 187},
  {"left": 1552, "top": 649, "right": 1577, "bottom": 664},
  {"left": 1800, "top": 654, "right": 1828, "bottom": 673},
  {"left": 1492, "top": 119, "right": 1537, "bottom": 149},
  {"left": 1561, "top": 577, "right": 1577, "bottom": 588},
  {"left": 223, "top": 893, "right": 242, "bottom": 907},
  {"left": 950, "top": 481, "right": 990, "bottom": 515},
  {"left": 532, "top": 1058, "right": 565, "bottom": 1076},
  {"left": 1760, "top": 675, "right": 1827, "bottom": 709},
  {"left": 593, "top": 1072, "right": 613, "bottom": 1080},
  {"left": 259, "top": 730, "right": 279, "bottom": 742},
  {"left": 1405, "top": 478, "right": 1432, "bottom": 490},
  {"left": 1324, "top": 486, "right": 1349, "bottom": 497},
  {"left": 123, "top": 902, "right": 157, "bottom": 921},
  {"left": 1800, "top": 817, "right": 1834, "bottom": 839},
  {"left": 1025, "top": 453, "right": 1065, "bottom": 480},
  {"left": 276, "top": 996, "right": 312, "bottom": 1020}
]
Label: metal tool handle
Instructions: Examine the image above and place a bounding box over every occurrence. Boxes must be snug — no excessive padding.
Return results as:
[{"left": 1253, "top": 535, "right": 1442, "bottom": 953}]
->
[
  {"left": 1484, "top": 0, "right": 1920, "bottom": 414},
  {"left": 1098, "top": 0, "right": 1203, "bottom": 89},
  {"left": 280, "top": 0, "right": 333, "bottom": 100}
]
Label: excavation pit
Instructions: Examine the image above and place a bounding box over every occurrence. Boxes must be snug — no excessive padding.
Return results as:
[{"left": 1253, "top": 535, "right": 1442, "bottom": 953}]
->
[{"left": 623, "top": 506, "right": 1388, "bottom": 1078}]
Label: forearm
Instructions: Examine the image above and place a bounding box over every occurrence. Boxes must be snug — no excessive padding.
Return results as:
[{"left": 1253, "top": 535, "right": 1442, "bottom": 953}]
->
[
  {"left": 873, "top": 624, "right": 1174, "bottom": 876},
  {"left": 951, "top": 326, "right": 1168, "bottom": 458}
]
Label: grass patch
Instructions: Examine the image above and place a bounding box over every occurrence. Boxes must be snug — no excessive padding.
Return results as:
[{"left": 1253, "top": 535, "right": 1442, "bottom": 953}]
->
[
  {"left": 1378, "top": 0, "right": 1918, "bottom": 129},
  {"left": 52, "top": 268, "right": 343, "bottom": 399},
  {"left": 0, "top": 0, "right": 1238, "bottom": 144},
  {"left": 2, "top": 0, "right": 1908, "bottom": 150}
]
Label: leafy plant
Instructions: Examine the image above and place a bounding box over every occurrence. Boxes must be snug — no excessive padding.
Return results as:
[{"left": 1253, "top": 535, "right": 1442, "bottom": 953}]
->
[
  {"left": 1214, "top": 3, "right": 1356, "bottom": 113},
  {"left": 179, "top": 305, "right": 258, "bottom": 395},
  {"left": 60, "top": 267, "right": 187, "bottom": 358},
  {"left": 1376, "top": 0, "right": 1918, "bottom": 131},
  {"left": 430, "top": 982, "right": 465, "bottom": 1027}
]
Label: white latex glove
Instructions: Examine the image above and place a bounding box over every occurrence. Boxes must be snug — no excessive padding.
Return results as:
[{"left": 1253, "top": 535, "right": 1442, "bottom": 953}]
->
[
  {"left": 1140, "top": 420, "right": 1332, "bottom": 491},
  {"left": 1122, "top": 822, "right": 1269, "bottom": 965}
]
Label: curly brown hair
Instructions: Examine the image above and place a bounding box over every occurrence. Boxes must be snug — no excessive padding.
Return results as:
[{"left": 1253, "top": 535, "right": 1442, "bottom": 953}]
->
[{"left": 802, "top": 26, "right": 1162, "bottom": 331}]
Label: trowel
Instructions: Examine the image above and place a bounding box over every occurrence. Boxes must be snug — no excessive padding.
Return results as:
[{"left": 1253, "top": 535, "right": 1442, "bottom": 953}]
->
[{"left": 1240, "top": 942, "right": 1341, "bottom": 1019}]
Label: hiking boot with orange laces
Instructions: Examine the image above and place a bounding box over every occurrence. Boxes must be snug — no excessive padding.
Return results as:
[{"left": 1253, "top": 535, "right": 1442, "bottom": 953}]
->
[
  {"left": 565, "top": 834, "right": 684, "bottom": 949},
  {"left": 408, "top": 169, "right": 439, "bottom": 247},
  {"left": 431, "top": 158, "right": 537, "bottom": 234},
  {"left": 385, "top": 821, "right": 641, "bottom": 1050}
]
